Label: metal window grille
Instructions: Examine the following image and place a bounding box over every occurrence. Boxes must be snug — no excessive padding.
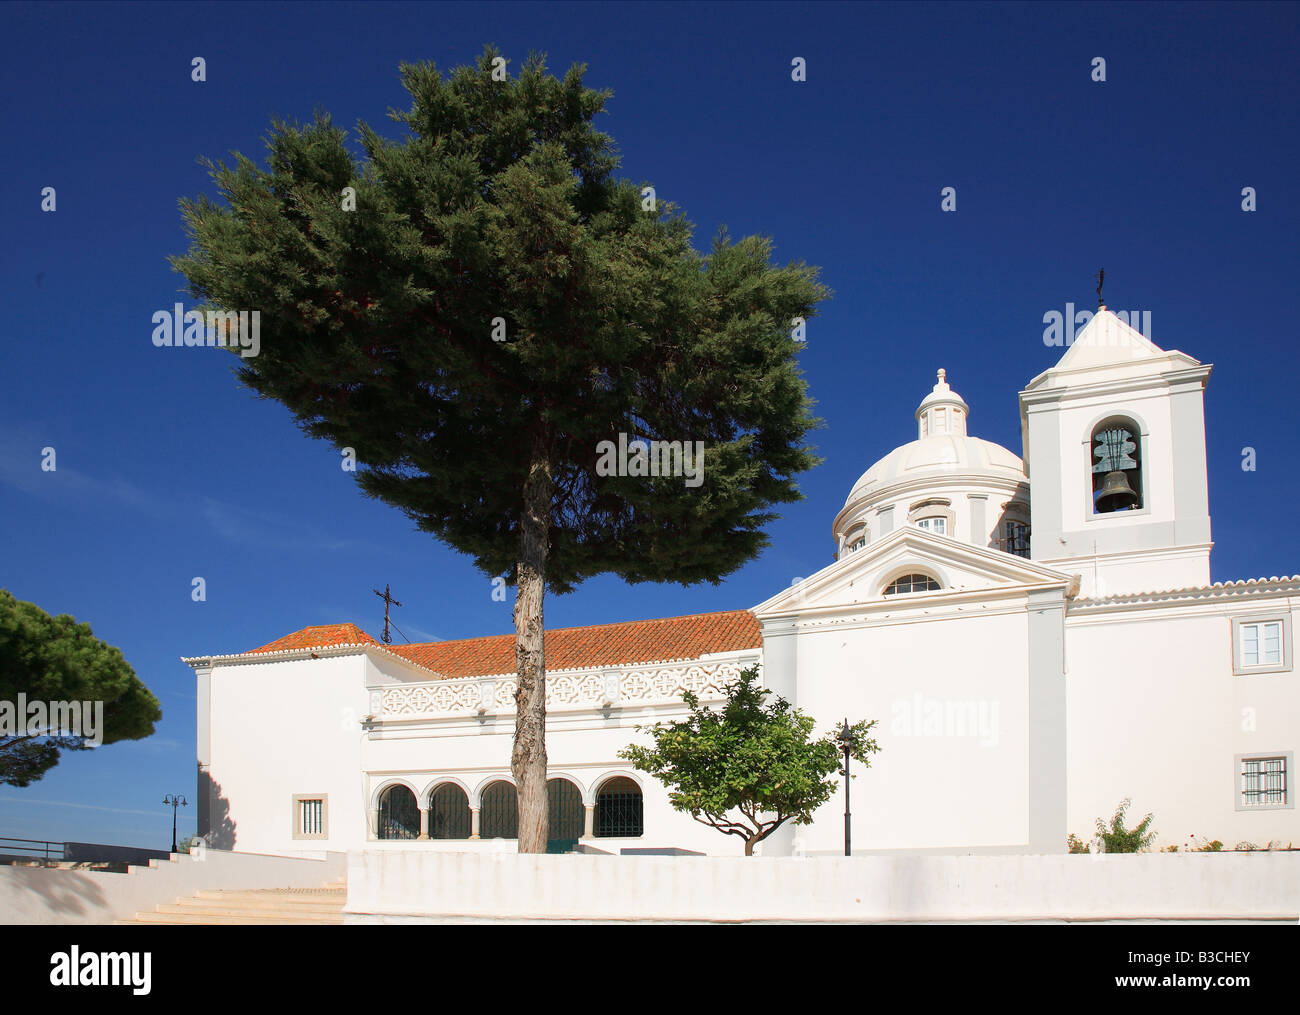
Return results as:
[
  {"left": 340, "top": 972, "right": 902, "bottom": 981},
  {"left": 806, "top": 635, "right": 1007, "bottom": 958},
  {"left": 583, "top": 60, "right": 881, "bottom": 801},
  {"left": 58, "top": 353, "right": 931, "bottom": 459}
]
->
[
  {"left": 1241, "top": 757, "right": 1287, "bottom": 808},
  {"left": 548, "top": 779, "right": 585, "bottom": 842},
  {"left": 480, "top": 781, "right": 518, "bottom": 839},
  {"left": 378, "top": 786, "right": 419, "bottom": 839},
  {"left": 428, "top": 784, "right": 471, "bottom": 839},
  {"left": 595, "top": 777, "right": 643, "bottom": 838},
  {"left": 883, "top": 573, "right": 941, "bottom": 596},
  {"left": 300, "top": 798, "right": 323, "bottom": 836},
  {"left": 1005, "top": 521, "right": 1031, "bottom": 558}
]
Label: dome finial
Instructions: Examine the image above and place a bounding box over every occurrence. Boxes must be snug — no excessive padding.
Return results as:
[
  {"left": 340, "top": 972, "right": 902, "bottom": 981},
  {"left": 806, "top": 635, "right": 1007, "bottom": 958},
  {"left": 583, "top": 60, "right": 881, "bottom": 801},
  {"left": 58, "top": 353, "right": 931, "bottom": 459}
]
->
[{"left": 937, "top": 368, "right": 946, "bottom": 384}]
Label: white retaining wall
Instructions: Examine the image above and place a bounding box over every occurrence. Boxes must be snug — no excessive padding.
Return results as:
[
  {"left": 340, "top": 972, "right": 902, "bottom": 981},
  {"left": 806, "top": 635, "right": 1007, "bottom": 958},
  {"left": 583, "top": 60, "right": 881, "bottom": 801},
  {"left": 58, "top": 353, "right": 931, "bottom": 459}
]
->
[
  {"left": 1, "top": 849, "right": 346, "bottom": 924},
  {"left": 345, "top": 849, "right": 1300, "bottom": 923}
]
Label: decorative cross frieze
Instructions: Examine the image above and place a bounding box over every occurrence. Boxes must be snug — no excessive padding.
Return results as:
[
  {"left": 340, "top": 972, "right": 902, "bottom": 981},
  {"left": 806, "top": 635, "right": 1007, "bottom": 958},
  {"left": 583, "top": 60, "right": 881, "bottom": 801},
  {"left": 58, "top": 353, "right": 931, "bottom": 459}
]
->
[{"left": 376, "top": 660, "right": 752, "bottom": 721}]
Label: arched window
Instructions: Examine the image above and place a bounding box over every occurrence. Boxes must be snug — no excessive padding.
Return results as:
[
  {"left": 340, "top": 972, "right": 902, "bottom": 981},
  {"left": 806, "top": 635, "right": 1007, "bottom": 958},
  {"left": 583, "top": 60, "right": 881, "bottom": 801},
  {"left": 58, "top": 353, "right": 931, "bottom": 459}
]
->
[
  {"left": 883, "top": 573, "right": 941, "bottom": 596},
  {"left": 594, "top": 777, "right": 643, "bottom": 838},
  {"left": 428, "top": 783, "right": 471, "bottom": 840},
  {"left": 1091, "top": 419, "right": 1143, "bottom": 513},
  {"left": 377, "top": 785, "right": 419, "bottom": 840},
  {"left": 915, "top": 516, "right": 946, "bottom": 535},
  {"left": 547, "top": 778, "right": 585, "bottom": 845},
  {"left": 479, "top": 780, "right": 518, "bottom": 839}
]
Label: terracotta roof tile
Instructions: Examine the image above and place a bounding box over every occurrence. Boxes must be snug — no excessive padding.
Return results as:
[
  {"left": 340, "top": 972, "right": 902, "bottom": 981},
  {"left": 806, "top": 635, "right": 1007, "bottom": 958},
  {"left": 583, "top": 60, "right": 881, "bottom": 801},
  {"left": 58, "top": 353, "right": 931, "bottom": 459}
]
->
[
  {"left": 248, "top": 622, "right": 380, "bottom": 654},
  {"left": 245, "top": 611, "right": 760, "bottom": 677},
  {"left": 389, "top": 610, "right": 760, "bottom": 677}
]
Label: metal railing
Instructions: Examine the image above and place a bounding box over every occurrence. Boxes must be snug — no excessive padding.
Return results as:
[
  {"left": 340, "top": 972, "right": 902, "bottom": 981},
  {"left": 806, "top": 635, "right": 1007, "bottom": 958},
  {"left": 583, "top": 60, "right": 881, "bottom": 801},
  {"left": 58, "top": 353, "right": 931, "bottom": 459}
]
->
[{"left": 0, "top": 837, "right": 67, "bottom": 865}]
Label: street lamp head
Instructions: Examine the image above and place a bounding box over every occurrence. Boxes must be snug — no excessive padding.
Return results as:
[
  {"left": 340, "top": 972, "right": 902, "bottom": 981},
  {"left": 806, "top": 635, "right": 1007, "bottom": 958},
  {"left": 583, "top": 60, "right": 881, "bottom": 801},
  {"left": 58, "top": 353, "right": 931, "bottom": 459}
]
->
[{"left": 837, "top": 718, "right": 853, "bottom": 749}]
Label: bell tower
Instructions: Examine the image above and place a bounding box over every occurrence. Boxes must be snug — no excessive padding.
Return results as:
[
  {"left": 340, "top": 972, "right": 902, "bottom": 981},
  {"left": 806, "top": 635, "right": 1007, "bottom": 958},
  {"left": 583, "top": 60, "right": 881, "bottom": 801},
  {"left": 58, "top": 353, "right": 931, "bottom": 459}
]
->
[{"left": 1018, "top": 304, "right": 1213, "bottom": 597}]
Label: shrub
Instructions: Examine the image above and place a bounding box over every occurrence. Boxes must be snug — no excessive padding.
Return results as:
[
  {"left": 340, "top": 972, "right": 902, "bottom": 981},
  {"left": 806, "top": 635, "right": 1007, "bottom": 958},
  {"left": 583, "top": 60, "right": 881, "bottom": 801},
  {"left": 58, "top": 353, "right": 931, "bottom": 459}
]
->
[{"left": 1094, "top": 797, "right": 1156, "bottom": 853}]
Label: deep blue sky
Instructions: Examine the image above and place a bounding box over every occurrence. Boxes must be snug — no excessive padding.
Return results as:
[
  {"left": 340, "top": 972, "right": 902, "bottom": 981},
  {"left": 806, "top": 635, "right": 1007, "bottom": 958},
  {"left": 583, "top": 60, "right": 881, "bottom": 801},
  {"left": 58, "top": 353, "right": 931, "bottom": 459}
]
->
[{"left": 2, "top": 1, "right": 1297, "bottom": 848}]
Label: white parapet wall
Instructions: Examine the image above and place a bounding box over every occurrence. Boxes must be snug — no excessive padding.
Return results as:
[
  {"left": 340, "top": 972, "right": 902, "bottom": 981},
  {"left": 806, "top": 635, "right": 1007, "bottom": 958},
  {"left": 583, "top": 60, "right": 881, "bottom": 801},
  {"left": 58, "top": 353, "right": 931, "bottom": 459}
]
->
[
  {"left": 1, "top": 849, "right": 346, "bottom": 925},
  {"left": 345, "top": 849, "right": 1300, "bottom": 923}
]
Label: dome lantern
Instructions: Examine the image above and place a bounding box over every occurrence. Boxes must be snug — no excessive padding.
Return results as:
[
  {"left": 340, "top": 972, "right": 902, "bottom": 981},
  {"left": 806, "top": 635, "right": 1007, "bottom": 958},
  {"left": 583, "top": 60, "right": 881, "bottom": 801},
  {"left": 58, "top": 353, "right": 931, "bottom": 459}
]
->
[{"left": 915, "top": 368, "right": 970, "bottom": 439}]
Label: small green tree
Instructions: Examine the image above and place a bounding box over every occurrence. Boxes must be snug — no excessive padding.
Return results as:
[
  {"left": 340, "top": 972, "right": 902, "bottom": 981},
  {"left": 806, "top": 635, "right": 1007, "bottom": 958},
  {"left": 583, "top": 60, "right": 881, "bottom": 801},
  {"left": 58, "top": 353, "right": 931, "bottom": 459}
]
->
[
  {"left": 620, "top": 666, "right": 879, "bottom": 855},
  {"left": 1094, "top": 797, "right": 1156, "bottom": 853},
  {"left": 0, "top": 590, "right": 161, "bottom": 786}
]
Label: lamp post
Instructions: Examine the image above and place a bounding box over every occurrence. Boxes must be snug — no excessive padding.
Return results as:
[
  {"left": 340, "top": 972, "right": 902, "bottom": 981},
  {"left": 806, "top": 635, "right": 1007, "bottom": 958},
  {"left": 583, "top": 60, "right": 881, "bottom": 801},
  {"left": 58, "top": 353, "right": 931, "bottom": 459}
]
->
[
  {"left": 163, "top": 794, "right": 188, "bottom": 853},
  {"left": 837, "top": 718, "right": 854, "bottom": 856}
]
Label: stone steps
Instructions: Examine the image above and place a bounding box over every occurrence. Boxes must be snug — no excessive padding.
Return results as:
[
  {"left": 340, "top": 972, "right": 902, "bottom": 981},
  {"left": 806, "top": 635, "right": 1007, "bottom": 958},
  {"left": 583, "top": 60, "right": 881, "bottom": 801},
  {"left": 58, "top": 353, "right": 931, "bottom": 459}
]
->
[{"left": 115, "top": 883, "right": 346, "bottom": 925}]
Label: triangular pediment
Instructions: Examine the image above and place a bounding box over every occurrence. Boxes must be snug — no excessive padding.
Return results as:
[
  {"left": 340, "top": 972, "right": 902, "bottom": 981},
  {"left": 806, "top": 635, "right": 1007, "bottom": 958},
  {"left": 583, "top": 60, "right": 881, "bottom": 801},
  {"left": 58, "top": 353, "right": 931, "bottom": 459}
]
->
[
  {"left": 752, "top": 526, "right": 1072, "bottom": 618},
  {"left": 1055, "top": 308, "right": 1163, "bottom": 370}
]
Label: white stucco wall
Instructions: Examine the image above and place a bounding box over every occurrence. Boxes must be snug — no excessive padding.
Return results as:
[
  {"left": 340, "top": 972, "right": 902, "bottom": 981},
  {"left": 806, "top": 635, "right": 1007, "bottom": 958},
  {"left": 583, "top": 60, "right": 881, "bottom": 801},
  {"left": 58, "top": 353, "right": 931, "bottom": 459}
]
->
[
  {"left": 344, "top": 849, "right": 1300, "bottom": 923},
  {"left": 1066, "top": 596, "right": 1299, "bottom": 850},
  {"left": 789, "top": 607, "right": 1035, "bottom": 853},
  {"left": 203, "top": 654, "right": 371, "bottom": 856}
]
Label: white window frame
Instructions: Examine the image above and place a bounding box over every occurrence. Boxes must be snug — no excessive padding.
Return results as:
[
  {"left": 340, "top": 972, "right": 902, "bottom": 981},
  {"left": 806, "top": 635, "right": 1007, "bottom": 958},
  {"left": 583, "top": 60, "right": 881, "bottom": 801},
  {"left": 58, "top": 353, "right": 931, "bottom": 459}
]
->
[
  {"left": 1231, "top": 614, "right": 1292, "bottom": 676},
  {"left": 292, "top": 794, "right": 329, "bottom": 840},
  {"left": 1234, "top": 752, "right": 1293, "bottom": 811}
]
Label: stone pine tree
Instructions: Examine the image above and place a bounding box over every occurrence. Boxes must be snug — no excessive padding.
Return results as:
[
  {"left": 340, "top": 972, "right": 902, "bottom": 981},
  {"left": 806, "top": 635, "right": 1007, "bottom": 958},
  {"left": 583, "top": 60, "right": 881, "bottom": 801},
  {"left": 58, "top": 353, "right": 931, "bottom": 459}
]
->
[
  {"left": 171, "top": 47, "right": 829, "bottom": 853},
  {"left": 0, "top": 590, "right": 161, "bottom": 786},
  {"left": 621, "top": 666, "right": 879, "bottom": 855}
]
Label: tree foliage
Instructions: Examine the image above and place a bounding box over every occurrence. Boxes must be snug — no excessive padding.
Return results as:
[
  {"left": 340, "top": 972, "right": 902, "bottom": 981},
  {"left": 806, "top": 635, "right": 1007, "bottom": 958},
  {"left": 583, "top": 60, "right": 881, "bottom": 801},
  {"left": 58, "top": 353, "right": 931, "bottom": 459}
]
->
[
  {"left": 620, "top": 666, "right": 878, "bottom": 854},
  {"left": 171, "top": 46, "right": 828, "bottom": 851},
  {"left": 0, "top": 590, "right": 161, "bottom": 786}
]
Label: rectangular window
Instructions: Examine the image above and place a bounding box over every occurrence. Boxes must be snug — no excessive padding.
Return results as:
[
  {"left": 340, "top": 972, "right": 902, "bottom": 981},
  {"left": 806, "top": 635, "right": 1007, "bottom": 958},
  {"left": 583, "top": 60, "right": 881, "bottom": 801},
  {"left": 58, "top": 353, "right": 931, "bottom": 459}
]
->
[
  {"left": 1232, "top": 615, "right": 1291, "bottom": 675},
  {"left": 1239, "top": 756, "right": 1288, "bottom": 809},
  {"left": 1241, "top": 622, "right": 1282, "bottom": 666},
  {"left": 916, "top": 517, "right": 946, "bottom": 535},
  {"left": 292, "top": 795, "right": 328, "bottom": 839}
]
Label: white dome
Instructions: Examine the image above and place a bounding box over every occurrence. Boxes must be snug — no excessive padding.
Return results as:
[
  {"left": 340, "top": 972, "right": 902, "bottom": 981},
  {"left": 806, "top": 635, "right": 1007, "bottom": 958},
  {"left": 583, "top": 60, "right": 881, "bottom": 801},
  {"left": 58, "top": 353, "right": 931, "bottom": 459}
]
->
[
  {"left": 832, "top": 370, "right": 1029, "bottom": 552},
  {"left": 843, "top": 433, "right": 1025, "bottom": 509}
]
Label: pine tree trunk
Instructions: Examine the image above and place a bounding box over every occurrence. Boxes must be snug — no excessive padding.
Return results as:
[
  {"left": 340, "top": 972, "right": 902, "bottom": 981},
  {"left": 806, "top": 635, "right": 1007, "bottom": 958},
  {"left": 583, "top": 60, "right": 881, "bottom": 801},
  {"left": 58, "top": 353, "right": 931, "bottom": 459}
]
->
[{"left": 512, "top": 442, "right": 552, "bottom": 854}]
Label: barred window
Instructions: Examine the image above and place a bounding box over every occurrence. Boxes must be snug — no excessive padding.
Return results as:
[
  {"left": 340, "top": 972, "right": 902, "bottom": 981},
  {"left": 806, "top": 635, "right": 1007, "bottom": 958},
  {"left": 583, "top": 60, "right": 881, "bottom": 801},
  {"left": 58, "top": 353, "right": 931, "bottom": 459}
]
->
[
  {"left": 595, "top": 777, "right": 643, "bottom": 838},
  {"left": 1240, "top": 756, "right": 1288, "bottom": 809},
  {"left": 480, "top": 780, "right": 518, "bottom": 839},
  {"left": 377, "top": 785, "right": 419, "bottom": 840},
  {"left": 300, "top": 799, "right": 323, "bottom": 835},
  {"left": 428, "top": 783, "right": 471, "bottom": 840},
  {"left": 293, "top": 795, "right": 327, "bottom": 840},
  {"left": 548, "top": 778, "right": 585, "bottom": 844}
]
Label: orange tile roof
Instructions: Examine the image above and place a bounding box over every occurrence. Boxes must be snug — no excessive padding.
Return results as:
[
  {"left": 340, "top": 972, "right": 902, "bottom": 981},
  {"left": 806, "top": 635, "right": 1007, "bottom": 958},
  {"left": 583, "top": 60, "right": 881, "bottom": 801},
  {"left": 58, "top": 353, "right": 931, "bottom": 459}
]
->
[
  {"left": 389, "top": 610, "right": 760, "bottom": 677},
  {"left": 247, "top": 610, "right": 760, "bottom": 677},
  {"left": 249, "top": 622, "right": 380, "bottom": 654}
]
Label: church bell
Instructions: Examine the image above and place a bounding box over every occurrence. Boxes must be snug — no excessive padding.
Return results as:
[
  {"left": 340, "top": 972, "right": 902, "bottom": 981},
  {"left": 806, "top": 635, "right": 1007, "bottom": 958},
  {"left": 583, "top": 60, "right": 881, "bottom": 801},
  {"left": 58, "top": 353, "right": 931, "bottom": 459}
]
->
[{"left": 1095, "top": 470, "right": 1139, "bottom": 512}]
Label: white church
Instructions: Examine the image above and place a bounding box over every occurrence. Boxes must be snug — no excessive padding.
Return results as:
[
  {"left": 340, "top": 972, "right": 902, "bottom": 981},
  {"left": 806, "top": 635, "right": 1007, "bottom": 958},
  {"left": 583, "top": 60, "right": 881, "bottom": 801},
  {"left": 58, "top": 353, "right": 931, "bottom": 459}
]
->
[{"left": 184, "top": 308, "right": 1298, "bottom": 857}]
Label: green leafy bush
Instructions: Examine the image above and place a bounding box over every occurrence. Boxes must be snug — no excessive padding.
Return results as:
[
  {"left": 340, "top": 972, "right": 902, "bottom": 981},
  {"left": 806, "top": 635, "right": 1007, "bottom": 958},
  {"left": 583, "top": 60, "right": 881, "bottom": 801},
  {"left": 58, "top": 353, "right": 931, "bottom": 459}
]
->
[{"left": 1093, "top": 798, "right": 1155, "bottom": 853}]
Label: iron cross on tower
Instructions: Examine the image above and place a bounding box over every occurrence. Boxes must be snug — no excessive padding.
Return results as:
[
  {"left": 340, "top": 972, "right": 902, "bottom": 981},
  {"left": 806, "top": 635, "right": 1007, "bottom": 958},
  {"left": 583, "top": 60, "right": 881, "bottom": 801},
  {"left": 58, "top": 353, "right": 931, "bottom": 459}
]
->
[
  {"left": 372, "top": 584, "right": 402, "bottom": 645},
  {"left": 1096, "top": 268, "right": 1105, "bottom": 308}
]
